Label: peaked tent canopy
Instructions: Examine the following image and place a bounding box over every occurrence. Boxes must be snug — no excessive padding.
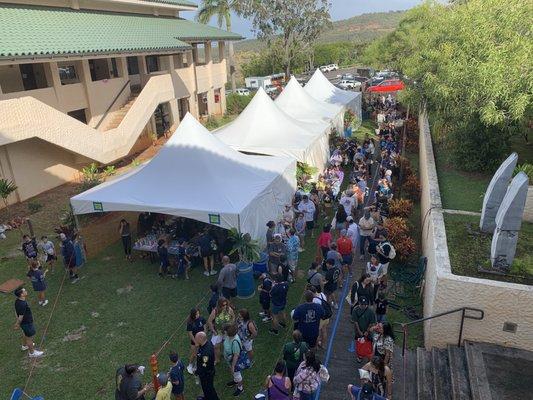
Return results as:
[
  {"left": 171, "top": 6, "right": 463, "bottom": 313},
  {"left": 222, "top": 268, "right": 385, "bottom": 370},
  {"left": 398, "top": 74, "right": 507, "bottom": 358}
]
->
[
  {"left": 214, "top": 88, "right": 330, "bottom": 171},
  {"left": 275, "top": 76, "right": 344, "bottom": 132},
  {"left": 70, "top": 113, "right": 296, "bottom": 242},
  {"left": 304, "top": 69, "right": 362, "bottom": 124}
]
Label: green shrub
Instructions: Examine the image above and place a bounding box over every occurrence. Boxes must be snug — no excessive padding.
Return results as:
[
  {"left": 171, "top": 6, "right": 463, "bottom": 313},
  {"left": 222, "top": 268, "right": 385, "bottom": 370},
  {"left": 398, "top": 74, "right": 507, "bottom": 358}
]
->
[
  {"left": 80, "top": 163, "right": 102, "bottom": 190},
  {"left": 103, "top": 165, "right": 116, "bottom": 177},
  {"left": 27, "top": 201, "right": 43, "bottom": 214},
  {"left": 226, "top": 93, "right": 253, "bottom": 115},
  {"left": 514, "top": 164, "right": 533, "bottom": 181}
]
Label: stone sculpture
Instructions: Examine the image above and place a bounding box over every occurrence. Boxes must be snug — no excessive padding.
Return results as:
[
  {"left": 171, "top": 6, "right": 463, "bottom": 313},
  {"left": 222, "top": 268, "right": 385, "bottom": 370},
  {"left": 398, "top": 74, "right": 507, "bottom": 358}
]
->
[
  {"left": 480, "top": 153, "right": 518, "bottom": 233},
  {"left": 490, "top": 172, "right": 529, "bottom": 271}
]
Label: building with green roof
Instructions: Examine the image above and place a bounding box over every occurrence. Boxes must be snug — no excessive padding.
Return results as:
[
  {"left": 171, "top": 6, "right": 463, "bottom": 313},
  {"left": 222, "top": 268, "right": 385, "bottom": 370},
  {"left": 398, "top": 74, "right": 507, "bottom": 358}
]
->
[{"left": 0, "top": 0, "right": 242, "bottom": 205}]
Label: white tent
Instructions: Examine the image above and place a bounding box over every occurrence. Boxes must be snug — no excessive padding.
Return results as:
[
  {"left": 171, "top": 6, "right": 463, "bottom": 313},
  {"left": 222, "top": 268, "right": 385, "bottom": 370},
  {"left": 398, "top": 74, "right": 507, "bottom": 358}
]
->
[
  {"left": 304, "top": 69, "right": 362, "bottom": 125},
  {"left": 275, "top": 76, "right": 345, "bottom": 133},
  {"left": 70, "top": 113, "right": 296, "bottom": 242},
  {"left": 214, "top": 88, "right": 330, "bottom": 171}
]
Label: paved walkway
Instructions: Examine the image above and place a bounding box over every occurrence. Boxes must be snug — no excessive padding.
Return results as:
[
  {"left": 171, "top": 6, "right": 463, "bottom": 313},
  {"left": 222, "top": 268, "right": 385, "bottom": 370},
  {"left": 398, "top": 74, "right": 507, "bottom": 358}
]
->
[{"left": 317, "top": 154, "right": 382, "bottom": 399}]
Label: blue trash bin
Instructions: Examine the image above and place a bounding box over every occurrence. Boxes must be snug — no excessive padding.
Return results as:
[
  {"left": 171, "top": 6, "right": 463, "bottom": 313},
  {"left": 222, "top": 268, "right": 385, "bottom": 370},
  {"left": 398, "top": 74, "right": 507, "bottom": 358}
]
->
[
  {"left": 253, "top": 252, "right": 268, "bottom": 276},
  {"left": 237, "top": 261, "right": 255, "bottom": 299}
]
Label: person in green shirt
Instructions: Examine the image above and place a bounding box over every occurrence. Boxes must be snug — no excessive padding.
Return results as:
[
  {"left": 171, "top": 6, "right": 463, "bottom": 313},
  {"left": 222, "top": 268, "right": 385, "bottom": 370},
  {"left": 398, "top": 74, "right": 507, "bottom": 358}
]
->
[
  {"left": 350, "top": 296, "right": 376, "bottom": 362},
  {"left": 283, "top": 330, "right": 309, "bottom": 383}
]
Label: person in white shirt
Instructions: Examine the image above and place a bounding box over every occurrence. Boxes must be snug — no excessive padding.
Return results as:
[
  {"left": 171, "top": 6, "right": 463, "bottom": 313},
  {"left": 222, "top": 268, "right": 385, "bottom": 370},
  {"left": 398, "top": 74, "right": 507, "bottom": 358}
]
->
[
  {"left": 358, "top": 211, "right": 376, "bottom": 260},
  {"left": 39, "top": 236, "right": 56, "bottom": 271},
  {"left": 339, "top": 191, "right": 356, "bottom": 218},
  {"left": 297, "top": 196, "right": 316, "bottom": 237},
  {"left": 283, "top": 204, "right": 295, "bottom": 225},
  {"left": 346, "top": 217, "right": 360, "bottom": 256}
]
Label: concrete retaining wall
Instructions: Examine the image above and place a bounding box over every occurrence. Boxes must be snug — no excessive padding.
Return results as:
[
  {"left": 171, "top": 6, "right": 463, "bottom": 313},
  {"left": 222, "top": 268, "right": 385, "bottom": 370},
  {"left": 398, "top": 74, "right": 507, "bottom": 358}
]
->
[{"left": 418, "top": 111, "right": 533, "bottom": 351}]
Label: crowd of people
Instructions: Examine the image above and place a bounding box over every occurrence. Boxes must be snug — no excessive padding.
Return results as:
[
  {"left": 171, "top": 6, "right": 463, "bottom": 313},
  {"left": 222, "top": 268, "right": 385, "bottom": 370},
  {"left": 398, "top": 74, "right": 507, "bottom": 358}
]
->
[{"left": 12, "top": 97, "right": 406, "bottom": 399}]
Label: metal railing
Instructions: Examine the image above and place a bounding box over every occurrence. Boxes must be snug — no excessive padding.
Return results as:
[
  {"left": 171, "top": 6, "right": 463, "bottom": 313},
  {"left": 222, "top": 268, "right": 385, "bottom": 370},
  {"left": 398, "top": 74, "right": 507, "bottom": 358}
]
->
[
  {"left": 94, "top": 79, "right": 131, "bottom": 129},
  {"left": 396, "top": 307, "right": 485, "bottom": 357}
]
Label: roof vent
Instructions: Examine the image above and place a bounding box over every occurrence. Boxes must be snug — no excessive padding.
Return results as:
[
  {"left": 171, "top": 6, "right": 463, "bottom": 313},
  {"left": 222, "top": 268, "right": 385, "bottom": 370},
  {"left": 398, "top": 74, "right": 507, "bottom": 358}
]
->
[{"left": 503, "top": 322, "right": 517, "bottom": 333}]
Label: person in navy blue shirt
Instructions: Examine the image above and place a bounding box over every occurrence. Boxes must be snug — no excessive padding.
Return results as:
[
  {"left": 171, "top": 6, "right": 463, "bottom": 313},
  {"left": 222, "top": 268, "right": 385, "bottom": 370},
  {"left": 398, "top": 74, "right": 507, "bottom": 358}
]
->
[
  {"left": 269, "top": 275, "right": 289, "bottom": 336},
  {"left": 157, "top": 239, "right": 169, "bottom": 278},
  {"left": 168, "top": 351, "right": 185, "bottom": 399},
  {"left": 292, "top": 290, "right": 325, "bottom": 349}
]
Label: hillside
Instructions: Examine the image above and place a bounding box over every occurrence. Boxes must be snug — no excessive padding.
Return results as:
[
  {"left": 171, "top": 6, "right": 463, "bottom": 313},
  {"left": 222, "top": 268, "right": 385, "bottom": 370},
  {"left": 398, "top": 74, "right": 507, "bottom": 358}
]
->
[{"left": 234, "top": 10, "right": 406, "bottom": 53}]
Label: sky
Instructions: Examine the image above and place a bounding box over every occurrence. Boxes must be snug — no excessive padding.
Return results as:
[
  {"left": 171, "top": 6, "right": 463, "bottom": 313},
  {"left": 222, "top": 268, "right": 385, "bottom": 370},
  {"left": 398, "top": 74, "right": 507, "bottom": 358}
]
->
[{"left": 182, "top": 0, "right": 427, "bottom": 39}]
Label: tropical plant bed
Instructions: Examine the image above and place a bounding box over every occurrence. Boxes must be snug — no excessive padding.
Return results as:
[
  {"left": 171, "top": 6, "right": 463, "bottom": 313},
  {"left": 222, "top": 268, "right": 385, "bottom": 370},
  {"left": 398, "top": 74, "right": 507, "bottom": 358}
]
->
[{"left": 444, "top": 213, "right": 533, "bottom": 285}]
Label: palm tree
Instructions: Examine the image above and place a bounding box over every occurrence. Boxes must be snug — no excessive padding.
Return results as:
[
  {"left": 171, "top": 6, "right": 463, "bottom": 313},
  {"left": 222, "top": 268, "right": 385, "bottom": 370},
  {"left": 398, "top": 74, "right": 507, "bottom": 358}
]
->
[
  {"left": 0, "top": 178, "right": 17, "bottom": 219},
  {"left": 197, "top": 0, "right": 237, "bottom": 92}
]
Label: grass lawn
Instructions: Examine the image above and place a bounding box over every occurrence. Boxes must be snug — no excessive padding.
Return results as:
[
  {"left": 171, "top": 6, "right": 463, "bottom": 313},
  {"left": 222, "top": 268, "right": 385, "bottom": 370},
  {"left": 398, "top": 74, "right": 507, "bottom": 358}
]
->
[
  {"left": 444, "top": 213, "right": 533, "bottom": 285},
  {"left": 434, "top": 134, "right": 532, "bottom": 213},
  {"left": 0, "top": 217, "right": 326, "bottom": 399}
]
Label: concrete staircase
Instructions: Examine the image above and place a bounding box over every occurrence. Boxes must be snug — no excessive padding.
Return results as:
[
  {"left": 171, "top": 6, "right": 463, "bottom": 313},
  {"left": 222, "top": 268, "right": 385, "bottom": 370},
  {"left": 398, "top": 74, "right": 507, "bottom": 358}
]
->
[
  {"left": 392, "top": 341, "right": 533, "bottom": 400},
  {"left": 104, "top": 90, "right": 140, "bottom": 131}
]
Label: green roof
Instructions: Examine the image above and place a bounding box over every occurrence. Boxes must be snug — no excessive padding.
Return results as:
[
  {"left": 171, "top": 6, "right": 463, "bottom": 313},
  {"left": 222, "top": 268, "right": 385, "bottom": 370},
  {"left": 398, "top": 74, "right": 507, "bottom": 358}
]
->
[
  {"left": 0, "top": 4, "right": 241, "bottom": 58},
  {"left": 143, "top": 0, "right": 197, "bottom": 7}
]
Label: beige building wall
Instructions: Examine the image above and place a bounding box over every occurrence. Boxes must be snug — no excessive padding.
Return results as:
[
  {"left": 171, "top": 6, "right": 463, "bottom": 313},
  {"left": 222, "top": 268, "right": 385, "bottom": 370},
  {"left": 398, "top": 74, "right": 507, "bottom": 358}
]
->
[
  {"left": 418, "top": 111, "right": 533, "bottom": 352},
  {"left": 2, "top": 139, "right": 84, "bottom": 202},
  {"left": 0, "top": 42, "right": 230, "bottom": 206}
]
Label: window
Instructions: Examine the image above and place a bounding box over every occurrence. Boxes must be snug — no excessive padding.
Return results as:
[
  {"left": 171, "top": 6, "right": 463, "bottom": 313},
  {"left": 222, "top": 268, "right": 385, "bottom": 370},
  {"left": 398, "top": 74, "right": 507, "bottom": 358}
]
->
[
  {"left": 127, "top": 57, "right": 139, "bottom": 75},
  {"left": 110, "top": 58, "right": 119, "bottom": 78},
  {"left": 58, "top": 65, "right": 78, "bottom": 85},
  {"left": 146, "top": 56, "right": 160, "bottom": 73}
]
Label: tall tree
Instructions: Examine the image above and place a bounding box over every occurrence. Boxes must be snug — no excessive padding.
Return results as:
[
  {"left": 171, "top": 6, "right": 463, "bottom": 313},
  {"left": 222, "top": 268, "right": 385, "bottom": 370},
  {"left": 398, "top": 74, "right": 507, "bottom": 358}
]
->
[
  {"left": 197, "top": 0, "right": 238, "bottom": 92},
  {"left": 238, "top": 0, "right": 331, "bottom": 78}
]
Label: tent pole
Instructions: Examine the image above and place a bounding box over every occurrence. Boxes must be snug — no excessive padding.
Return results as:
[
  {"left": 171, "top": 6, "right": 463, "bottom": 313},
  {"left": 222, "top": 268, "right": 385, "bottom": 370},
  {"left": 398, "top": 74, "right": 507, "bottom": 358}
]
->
[
  {"left": 70, "top": 204, "right": 81, "bottom": 233},
  {"left": 237, "top": 214, "right": 241, "bottom": 234}
]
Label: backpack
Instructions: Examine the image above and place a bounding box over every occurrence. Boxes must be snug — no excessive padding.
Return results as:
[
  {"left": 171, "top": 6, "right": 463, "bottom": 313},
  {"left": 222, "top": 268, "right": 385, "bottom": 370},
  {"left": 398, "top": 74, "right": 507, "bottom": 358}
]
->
[
  {"left": 319, "top": 297, "right": 333, "bottom": 320},
  {"left": 379, "top": 242, "right": 396, "bottom": 260}
]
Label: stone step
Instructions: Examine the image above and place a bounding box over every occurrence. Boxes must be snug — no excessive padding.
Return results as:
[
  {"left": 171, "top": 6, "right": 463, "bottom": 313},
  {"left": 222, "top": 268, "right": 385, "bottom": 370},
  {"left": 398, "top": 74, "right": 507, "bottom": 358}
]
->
[
  {"left": 432, "top": 348, "right": 452, "bottom": 400},
  {"left": 447, "top": 345, "right": 472, "bottom": 400},
  {"left": 417, "top": 347, "right": 434, "bottom": 400}
]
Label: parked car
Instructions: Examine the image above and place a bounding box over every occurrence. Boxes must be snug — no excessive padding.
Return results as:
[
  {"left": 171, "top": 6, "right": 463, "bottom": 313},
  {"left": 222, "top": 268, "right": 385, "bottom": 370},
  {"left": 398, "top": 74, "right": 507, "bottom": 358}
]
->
[
  {"left": 235, "top": 88, "right": 251, "bottom": 96},
  {"left": 265, "top": 84, "right": 279, "bottom": 95},
  {"left": 366, "top": 79, "right": 405, "bottom": 93},
  {"left": 338, "top": 80, "right": 361, "bottom": 90},
  {"left": 341, "top": 73, "right": 355, "bottom": 80},
  {"left": 320, "top": 64, "right": 339, "bottom": 73}
]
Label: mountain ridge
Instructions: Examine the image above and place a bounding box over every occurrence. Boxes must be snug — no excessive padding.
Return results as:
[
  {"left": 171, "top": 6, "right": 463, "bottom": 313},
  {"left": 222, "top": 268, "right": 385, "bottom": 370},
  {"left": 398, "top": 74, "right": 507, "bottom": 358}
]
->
[{"left": 234, "top": 10, "right": 406, "bottom": 53}]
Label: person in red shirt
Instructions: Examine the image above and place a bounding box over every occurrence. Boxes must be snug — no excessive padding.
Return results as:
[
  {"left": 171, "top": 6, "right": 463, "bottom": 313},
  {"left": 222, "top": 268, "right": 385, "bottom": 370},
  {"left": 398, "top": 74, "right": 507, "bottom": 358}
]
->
[
  {"left": 337, "top": 229, "right": 353, "bottom": 280},
  {"left": 316, "top": 225, "right": 332, "bottom": 261}
]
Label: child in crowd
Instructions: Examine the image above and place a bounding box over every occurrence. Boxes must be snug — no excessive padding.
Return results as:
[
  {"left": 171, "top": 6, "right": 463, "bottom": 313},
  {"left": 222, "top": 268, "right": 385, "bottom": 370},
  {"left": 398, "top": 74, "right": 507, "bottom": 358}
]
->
[
  {"left": 27, "top": 260, "right": 48, "bottom": 306},
  {"left": 375, "top": 291, "right": 388, "bottom": 323},
  {"left": 258, "top": 274, "right": 273, "bottom": 322},
  {"left": 39, "top": 235, "right": 56, "bottom": 272}
]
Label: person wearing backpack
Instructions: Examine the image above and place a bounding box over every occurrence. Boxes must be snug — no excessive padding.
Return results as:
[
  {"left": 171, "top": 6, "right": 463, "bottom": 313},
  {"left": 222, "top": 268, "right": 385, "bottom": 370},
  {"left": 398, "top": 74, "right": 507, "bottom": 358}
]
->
[
  {"left": 283, "top": 330, "right": 309, "bottom": 382},
  {"left": 264, "top": 360, "right": 292, "bottom": 400},
  {"left": 376, "top": 241, "right": 395, "bottom": 286},
  {"left": 310, "top": 285, "right": 332, "bottom": 349},
  {"left": 292, "top": 291, "right": 325, "bottom": 349}
]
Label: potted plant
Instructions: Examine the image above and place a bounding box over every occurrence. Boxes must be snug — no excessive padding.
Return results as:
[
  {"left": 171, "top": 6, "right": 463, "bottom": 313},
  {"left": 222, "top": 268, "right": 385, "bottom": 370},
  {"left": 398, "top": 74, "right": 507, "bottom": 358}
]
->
[{"left": 228, "top": 228, "right": 261, "bottom": 299}]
